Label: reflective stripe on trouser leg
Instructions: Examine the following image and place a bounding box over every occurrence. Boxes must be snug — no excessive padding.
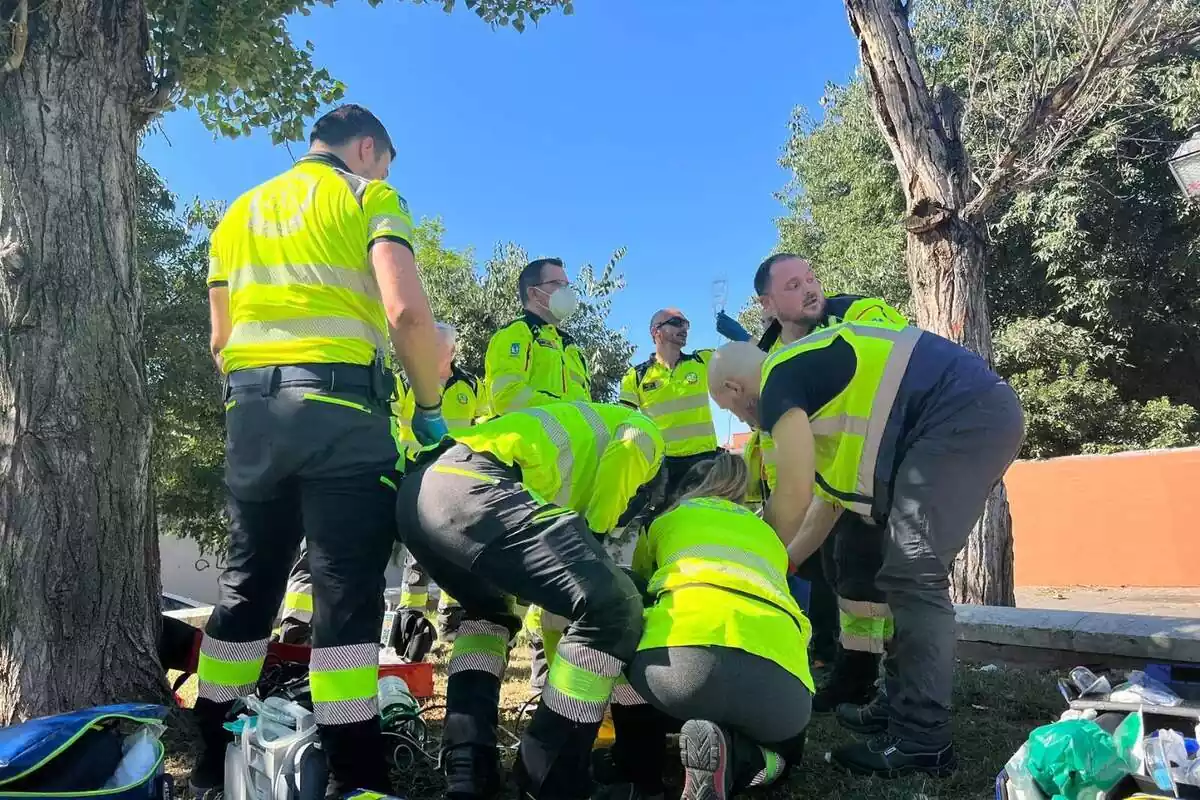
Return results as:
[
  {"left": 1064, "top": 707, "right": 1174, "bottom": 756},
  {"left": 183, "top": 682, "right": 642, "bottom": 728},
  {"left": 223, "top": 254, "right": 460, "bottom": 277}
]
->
[
  {"left": 400, "top": 551, "right": 430, "bottom": 609},
  {"left": 281, "top": 580, "right": 314, "bottom": 624},
  {"left": 543, "top": 641, "right": 624, "bottom": 723},
  {"left": 309, "top": 643, "right": 380, "bottom": 726},
  {"left": 609, "top": 674, "right": 648, "bottom": 706},
  {"left": 197, "top": 635, "right": 269, "bottom": 703},
  {"left": 540, "top": 611, "right": 569, "bottom": 668},
  {"left": 839, "top": 597, "right": 894, "bottom": 655},
  {"left": 449, "top": 620, "right": 511, "bottom": 678},
  {"left": 747, "top": 747, "right": 785, "bottom": 787}
]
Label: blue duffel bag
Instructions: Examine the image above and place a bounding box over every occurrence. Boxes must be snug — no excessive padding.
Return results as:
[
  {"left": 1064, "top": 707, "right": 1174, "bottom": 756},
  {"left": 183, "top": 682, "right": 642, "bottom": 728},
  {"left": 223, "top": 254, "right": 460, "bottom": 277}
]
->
[{"left": 0, "top": 703, "right": 170, "bottom": 799}]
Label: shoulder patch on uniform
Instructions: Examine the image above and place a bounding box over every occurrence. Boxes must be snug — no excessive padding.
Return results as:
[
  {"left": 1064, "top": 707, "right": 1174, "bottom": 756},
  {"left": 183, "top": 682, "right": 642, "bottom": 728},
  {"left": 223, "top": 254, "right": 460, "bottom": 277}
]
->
[
  {"left": 457, "top": 392, "right": 469, "bottom": 405},
  {"left": 510, "top": 342, "right": 521, "bottom": 356},
  {"left": 685, "top": 373, "right": 700, "bottom": 384},
  {"left": 395, "top": 193, "right": 411, "bottom": 214}
]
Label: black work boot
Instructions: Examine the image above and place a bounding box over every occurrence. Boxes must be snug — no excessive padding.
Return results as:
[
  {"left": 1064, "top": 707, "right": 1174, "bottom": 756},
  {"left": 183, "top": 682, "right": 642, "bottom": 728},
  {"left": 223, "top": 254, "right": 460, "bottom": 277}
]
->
[
  {"left": 515, "top": 706, "right": 601, "bottom": 800},
  {"left": 444, "top": 670, "right": 505, "bottom": 799},
  {"left": 189, "top": 698, "right": 233, "bottom": 798},
  {"left": 836, "top": 696, "right": 889, "bottom": 736},
  {"left": 831, "top": 735, "right": 957, "bottom": 779},
  {"left": 812, "top": 649, "right": 881, "bottom": 713},
  {"left": 319, "top": 719, "right": 392, "bottom": 797}
]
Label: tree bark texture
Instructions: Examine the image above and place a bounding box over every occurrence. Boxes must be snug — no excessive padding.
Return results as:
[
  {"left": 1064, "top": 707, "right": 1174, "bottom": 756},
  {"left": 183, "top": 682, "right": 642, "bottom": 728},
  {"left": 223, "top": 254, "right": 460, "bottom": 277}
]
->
[
  {"left": 0, "top": 3, "right": 165, "bottom": 720},
  {"left": 845, "top": 0, "right": 1015, "bottom": 606}
]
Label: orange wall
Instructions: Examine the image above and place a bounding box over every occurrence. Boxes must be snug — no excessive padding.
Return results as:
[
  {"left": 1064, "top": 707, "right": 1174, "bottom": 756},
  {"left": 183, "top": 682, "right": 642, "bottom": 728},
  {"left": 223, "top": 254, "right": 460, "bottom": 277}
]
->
[{"left": 1008, "top": 446, "right": 1200, "bottom": 588}]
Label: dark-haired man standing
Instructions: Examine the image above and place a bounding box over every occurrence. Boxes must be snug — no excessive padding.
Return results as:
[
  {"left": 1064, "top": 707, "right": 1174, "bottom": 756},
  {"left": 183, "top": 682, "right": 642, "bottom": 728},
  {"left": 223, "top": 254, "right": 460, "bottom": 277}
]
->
[
  {"left": 747, "top": 253, "right": 908, "bottom": 719},
  {"left": 193, "top": 104, "right": 447, "bottom": 795}
]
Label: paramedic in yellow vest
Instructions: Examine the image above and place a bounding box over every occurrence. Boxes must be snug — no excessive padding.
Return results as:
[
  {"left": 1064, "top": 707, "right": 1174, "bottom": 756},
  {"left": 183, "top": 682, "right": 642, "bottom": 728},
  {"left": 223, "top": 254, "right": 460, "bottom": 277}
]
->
[
  {"left": 619, "top": 308, "right": 719, "bottom": 499},
  {"left": 484, "top": 257, "right": 591, "bottom": 413},
  {"left": 395, "top": 401, "right": 665, "bottom": 800},
  {"left": 192, "top": 105, "right": 448, "bottom": 796},
  {"left": 598, "top": 453, "right": 813, "bottom": 800},
  {"left": 484, "top": 257, "right": 592, "bottom": 690},
  {"left": 394, "top": 322, "right": 479, "bottom": 640},
  {"left": 749, "top": 253, "right": 909, "bottom": 717},
  {"left": 708, "top": 324, "right": 1023, "bottom": 779}
]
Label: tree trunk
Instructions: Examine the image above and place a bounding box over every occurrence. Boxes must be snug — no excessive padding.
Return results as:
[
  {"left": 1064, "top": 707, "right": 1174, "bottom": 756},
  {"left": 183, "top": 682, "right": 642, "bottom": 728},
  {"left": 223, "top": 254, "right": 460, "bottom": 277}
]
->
[
  {"left": 845, "top": 0, "right": 1017, "bottom": 607},
  {"left": 0, "top": 3, "right": 165, "bottom": 720},
  {"left": 906, "top": 217, "right": 1015, "bottom": 606}
]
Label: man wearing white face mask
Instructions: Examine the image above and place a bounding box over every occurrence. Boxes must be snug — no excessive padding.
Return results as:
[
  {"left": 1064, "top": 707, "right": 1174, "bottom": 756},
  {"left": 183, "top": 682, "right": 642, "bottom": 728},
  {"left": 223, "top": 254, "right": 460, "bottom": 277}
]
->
[
  {"left": 484, "top": 257, "right": 592, "bottom": 414},
  {"left": 483, "top": 257, "right": 594, "bottom": 693}
]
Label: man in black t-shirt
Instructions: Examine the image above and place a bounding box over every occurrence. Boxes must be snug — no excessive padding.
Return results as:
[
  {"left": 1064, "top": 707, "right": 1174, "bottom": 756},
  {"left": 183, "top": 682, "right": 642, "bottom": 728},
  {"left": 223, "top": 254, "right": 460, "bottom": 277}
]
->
[{"left": 707, "top": 328, "right": 1024, "bottom": 780}]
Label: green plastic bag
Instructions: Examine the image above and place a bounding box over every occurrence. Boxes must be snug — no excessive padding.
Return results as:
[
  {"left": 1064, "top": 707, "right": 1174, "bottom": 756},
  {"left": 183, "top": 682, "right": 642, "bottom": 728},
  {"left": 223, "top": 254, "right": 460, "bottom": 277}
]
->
[{"left": 1026, "top": 719, "right": 1130, "bottom": 800}]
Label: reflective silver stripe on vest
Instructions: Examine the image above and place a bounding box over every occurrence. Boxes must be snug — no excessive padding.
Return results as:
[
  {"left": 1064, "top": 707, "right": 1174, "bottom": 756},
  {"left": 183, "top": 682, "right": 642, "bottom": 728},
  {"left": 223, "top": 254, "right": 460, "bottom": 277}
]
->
[
  {"left": 766, "top": 324, "right": 921, "bottom": 516},
  {"left": 525, "top": 404, "right": 613, "bottom": 507},
  {"left": 226, "top": 316, "right": 387, "bottom": 353},
  {"left": 658, "top": 543, "right": 788, "bottom": 589},
  {"left": 855, "top": 326, "right": 920, "bottom": 511},
  {"left": 228, "top": 263, "right": 380, "bottom": 299},
  {"left": 649, "top": 549, "right": 795, "bottom": 613},
  {"left": 614, "top": 421, "right": 658, "bottom": 464},
  {"left": 661, "top": 421, "right": 716, "bottom": 444},
  {"left": 642, "top": 393, "right": 709, "bottom": 417},
  {"left": 809, "top": 414, "right": 871, "bottom": 437}
]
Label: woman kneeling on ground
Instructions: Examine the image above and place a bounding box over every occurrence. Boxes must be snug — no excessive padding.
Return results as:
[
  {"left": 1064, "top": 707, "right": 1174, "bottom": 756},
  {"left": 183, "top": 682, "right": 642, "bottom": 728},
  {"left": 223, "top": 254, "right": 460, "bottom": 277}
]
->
[{"left": 597, "top": 453, "right": 815, "bottom": 800}]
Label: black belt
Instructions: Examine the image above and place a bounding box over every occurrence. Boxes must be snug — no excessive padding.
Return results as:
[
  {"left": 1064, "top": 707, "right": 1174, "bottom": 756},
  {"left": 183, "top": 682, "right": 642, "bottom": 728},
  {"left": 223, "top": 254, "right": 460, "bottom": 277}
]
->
[{"left": 226, "top": 363, "right": 376, "bottom": 397}]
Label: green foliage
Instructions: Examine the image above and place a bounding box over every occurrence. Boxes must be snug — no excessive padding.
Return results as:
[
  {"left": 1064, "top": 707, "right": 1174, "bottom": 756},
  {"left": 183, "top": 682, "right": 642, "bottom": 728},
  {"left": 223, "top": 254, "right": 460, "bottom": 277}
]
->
[
  {"left": 773, "top": 11, "right": 1200, "bottom": 460},
  {"left": 145, "top": 0, "right": 573, "bottom": 142},
  {"left": 412, "top": 218, "right": 635, "bottom": 401},
  {"left": 138, "top": 161, "right": 227, "bottom": 552}
]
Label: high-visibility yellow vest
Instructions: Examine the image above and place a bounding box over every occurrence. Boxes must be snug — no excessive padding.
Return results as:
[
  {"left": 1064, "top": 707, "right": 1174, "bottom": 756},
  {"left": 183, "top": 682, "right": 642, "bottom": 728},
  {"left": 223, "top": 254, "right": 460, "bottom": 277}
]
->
[
  {"left": 207, "top": 153, "right": 415, "bottom": 373},
  {"left": 619, "top": 351, "right": 718, "bottom": 458},
  {"left": 484, "top": 314, "right": 591, "bottom": 414},
  {"left": 393, "top": 365, "right": 480, "bottom": 454},
  {"left": 448, "top": 401, "right": 664, "bottom": 535},
  {"left": 761, "top": 321, "right": 920, "bottom": 516},
  {"left": 632, "top": 497, "right": 814, "bottom": 690},
  {"left": 747, "top": 295, "right": 906, "bottom": 500}
]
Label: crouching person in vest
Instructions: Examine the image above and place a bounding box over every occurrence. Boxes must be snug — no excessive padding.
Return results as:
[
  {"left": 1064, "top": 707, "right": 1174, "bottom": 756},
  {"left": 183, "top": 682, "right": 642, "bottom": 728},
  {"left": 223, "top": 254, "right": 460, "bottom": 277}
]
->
[
  {"left": 599, "top": 453, "right": 814, "bottom": 800},
  {"left": 708, "top": 323, "right": 1024, "bottom": 779},
  {"left": 395, "top": 401, "right": 666, "bottom": 799}
]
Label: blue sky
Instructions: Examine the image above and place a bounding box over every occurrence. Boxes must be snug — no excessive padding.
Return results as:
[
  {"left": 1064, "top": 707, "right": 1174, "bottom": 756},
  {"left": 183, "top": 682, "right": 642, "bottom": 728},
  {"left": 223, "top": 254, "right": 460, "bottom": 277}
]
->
[{"left": 140, "top": 0, "right": 860, "bottom": 440}]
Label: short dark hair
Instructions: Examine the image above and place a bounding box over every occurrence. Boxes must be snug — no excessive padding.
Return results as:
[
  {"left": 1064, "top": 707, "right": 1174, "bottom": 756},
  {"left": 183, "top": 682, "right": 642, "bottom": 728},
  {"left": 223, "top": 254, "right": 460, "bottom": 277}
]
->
[
  {"left": 518, "top": 258, "right": 565, "bottom": 303},
  {"left": 753, "top": 252, "right": 803, "bottom": 296},
  {"left": 310, "top": 104, "right": 396, "bottom": 159}
]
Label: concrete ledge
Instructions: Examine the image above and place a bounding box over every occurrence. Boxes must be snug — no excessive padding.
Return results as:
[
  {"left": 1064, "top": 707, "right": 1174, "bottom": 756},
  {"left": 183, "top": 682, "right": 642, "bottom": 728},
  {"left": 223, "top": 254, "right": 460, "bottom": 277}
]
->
[
  {"left": 164, "top": 605, "right": 213, "bottom": 628},
  {"left": 956, "top": 605, "right": 1200, "bottom": 664}
]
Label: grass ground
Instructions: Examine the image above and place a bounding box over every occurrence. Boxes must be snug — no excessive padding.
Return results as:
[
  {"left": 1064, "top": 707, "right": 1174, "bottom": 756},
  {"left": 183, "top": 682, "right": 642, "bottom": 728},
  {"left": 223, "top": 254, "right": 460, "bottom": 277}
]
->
[{"left": 168, "top": 648, "right": 1064, "bottom": 800}]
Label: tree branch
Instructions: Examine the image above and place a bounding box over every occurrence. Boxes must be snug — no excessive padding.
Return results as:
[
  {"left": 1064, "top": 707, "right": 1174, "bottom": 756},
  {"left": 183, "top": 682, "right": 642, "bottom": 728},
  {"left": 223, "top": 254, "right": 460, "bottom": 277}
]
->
[{"left": 1, "top": 0, "right": 28, "bottom": 75}]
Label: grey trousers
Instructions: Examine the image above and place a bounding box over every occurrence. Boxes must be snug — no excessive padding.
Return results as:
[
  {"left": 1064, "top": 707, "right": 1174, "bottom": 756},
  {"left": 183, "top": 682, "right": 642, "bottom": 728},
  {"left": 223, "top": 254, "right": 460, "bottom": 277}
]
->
[
  {"left": 628, "top": 645, "right": 811, "bottom": 746},
  {"left": 878, "top": 382, "right": 1025, "bottom": 745}
]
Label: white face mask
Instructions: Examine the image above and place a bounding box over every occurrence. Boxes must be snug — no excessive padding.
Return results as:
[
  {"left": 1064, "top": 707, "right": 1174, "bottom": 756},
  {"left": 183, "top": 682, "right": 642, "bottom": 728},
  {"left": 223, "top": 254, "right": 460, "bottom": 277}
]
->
[{"left": 545, "top": 286, "right": 579, "bottom": 324}]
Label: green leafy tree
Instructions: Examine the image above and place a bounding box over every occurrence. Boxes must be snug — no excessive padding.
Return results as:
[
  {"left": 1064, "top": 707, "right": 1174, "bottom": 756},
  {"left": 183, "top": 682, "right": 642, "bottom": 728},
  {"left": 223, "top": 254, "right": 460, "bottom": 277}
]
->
[
  {"left": 0, "top": 0, "right": 571, "bottom": 717},
  {"left": 413, "top": 219, "right": 635, "bottom": 401},
  {"left": 139, "top": 162, "right": 228, "bottom": 554}
]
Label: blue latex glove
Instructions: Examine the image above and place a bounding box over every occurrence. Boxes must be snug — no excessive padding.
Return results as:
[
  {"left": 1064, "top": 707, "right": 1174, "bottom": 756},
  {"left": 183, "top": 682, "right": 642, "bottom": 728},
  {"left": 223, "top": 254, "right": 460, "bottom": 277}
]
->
[{"left": 411, "top": 407, "right": 448, "bottom": 446}]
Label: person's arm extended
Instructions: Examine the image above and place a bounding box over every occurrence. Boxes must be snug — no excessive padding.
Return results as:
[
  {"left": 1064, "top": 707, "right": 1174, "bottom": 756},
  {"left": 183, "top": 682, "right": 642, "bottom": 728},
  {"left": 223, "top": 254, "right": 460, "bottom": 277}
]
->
[
  {"left": 372, "top": 241, "right": 441, "bottom": 408},
  {"left": 763, "top": 407, "right": 816, "bottom": 547},
  {"left": 208, "top": 286, "right": 230, "bottom": 371},
  {"left": 786, "top": 496, "right": 843, "bottom": 567},
  {"left": 586, "top": 421, "right": 665, "bottom": 535}
]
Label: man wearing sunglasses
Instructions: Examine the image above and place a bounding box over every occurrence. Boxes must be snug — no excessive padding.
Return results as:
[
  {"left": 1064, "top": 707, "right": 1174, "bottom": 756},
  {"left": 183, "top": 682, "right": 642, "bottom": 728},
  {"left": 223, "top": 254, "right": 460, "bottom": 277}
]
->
[{"left": 619, "top": 308, "right": 720, "bottom": 500}]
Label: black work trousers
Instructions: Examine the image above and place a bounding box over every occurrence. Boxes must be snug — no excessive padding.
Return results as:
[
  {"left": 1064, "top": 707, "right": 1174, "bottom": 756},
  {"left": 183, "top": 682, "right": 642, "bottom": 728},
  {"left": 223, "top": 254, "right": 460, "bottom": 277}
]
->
[
  {"left": 196, "top": 366, "right": 399, "bottom": 792},
  {"left": 396, "top": 443, "right": 644, "bottom": 799}
]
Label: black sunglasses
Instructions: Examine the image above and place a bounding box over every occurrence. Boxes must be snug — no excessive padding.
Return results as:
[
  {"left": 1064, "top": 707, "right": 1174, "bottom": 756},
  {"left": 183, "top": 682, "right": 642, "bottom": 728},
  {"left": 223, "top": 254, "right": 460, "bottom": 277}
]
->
[{"left": 656, "top": 316, "right": 689, "bottom": 330}]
